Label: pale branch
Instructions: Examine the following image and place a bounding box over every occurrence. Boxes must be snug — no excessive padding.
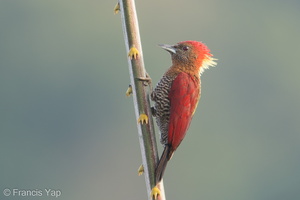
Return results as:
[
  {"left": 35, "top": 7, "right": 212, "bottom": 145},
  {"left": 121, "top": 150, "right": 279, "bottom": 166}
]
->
[{"left": 117, "top": 0, "right": 166, "bottom": 200}]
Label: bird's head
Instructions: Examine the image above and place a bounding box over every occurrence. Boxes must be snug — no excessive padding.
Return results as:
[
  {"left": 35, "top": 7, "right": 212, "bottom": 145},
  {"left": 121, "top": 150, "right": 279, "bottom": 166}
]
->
[{"left": 159, "top": 40, "right": 217, "bottom": 75}]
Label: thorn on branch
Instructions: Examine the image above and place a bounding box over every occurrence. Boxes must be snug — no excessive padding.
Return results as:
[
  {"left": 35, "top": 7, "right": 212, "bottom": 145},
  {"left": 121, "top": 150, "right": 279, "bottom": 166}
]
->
[
  {"left": 137, "top": 113, "right": 149, "bottom": 124},
  {"left": 125, "top": 85, "right": 133, "bottom": 97},
  {"left": 128, "top": 46, "right": 139, "bottom": 60},
  {"left": 114, "top": 2, "right": 120, "bottom": 14}
]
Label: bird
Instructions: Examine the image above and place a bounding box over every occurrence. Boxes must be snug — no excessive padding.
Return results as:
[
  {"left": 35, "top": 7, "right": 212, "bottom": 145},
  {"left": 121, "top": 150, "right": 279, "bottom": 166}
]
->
[{"left": 150, "top": 40, "right": 217, "bottom": 198}]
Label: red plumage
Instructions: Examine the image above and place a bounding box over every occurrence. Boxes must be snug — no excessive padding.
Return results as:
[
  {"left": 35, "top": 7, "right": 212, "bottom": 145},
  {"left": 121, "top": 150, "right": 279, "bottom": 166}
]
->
[
  {"left": 152, "top": 40, "right": 216, "bottom": 184},
  {"left": 168, "top": 72, "right": 200, "bottom": 151}
]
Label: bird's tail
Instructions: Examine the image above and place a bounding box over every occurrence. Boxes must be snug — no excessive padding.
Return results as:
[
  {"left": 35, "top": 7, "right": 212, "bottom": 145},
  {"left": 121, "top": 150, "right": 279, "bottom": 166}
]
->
[{"left": 155, "top": 145, "right": 172, "bottom": 184}]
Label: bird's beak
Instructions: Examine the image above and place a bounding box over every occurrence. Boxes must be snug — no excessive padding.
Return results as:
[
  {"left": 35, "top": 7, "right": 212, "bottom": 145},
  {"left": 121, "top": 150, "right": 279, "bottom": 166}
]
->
[{"left": 158, "top": 44, "right": 176, "bottom": 54}]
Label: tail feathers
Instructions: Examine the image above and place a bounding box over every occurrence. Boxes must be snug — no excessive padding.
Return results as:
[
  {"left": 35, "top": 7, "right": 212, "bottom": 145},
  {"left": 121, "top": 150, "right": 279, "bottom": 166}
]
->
[{"left": 155, "top": 145, "right": 172, "bottom": 184}]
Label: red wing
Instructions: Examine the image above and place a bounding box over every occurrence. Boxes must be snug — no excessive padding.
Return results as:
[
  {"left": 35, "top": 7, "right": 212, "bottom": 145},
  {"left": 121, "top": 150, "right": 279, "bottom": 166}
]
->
[{"left": 168, "top": 72, "right": 200, "bottom": 151}]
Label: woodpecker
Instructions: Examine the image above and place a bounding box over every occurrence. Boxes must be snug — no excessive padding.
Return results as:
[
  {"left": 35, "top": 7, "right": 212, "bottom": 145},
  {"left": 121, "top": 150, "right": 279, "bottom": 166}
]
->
[{"left": 151, "top": 40, "right": 216, "bottom": 198}]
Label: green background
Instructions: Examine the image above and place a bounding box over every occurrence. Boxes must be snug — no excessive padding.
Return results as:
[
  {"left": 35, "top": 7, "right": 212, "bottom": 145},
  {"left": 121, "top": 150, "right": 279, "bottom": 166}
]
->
[{"left": 1, "top": 0, "right": 300, "bottom": 199}]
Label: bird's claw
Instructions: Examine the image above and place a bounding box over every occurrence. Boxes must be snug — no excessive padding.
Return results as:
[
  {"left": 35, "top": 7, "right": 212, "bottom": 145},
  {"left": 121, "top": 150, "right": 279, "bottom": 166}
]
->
[
  {"left": 125, "top": 85, "right": 132, "bottom": 97},
  {"left": 150, "top": 186, "right": 161, "bottom": 200},
  {"left": 151, "top": 107, "right": 157, "bottom": 117},
  {"left": 137, "top": 113, "right": 148, "bottom": 124},
  {"left": 113, "top": 2, "right": 120, "bottom": 14},
  {"left": 137, "top": 164, "right": 144, "bottom": 176},
  {"left": 128, "top": 46, "right": 139, "bottom": 60}
]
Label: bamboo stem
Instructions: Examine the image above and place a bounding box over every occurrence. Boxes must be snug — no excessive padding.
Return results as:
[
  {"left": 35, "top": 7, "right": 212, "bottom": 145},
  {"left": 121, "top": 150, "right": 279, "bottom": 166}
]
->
[{"left": 118, "top": 0, "right": 165, "bottom": 199}]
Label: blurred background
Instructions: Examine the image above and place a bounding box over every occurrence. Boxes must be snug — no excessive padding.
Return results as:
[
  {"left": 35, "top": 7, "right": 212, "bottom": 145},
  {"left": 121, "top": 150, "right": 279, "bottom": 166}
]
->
[{"left": 1, "top": 0, "right": 300, "bottom": 199}]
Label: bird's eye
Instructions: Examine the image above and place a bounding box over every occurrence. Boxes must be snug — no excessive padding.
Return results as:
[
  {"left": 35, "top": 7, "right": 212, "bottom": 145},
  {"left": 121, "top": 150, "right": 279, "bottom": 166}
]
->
[{"left": 182, "top": 46, "right": 189, "bottom": 51}]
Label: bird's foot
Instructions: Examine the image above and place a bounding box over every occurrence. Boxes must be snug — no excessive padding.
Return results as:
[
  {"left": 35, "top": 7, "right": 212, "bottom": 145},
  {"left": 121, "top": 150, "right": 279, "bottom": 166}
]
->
[
  {"left": 137, "top": 164, "right": 144, "bottom": 176},
  {"left": 151, "top": 107, "right": 157, "bottom": 117},
  {"left": 150, "top": 186, "right": 161, "bottom": 200},
  {"left": 137, "top": 113, "right": 148, "bottom": 124},
  {"left": 125, "top": 85, "right": 132, "bottom": 97},
  {"left": 128, "top": 46, "right": 139, "bottom": 60},
  {"left": 113, "top": 2, "right": 120, "bottom": 14}
]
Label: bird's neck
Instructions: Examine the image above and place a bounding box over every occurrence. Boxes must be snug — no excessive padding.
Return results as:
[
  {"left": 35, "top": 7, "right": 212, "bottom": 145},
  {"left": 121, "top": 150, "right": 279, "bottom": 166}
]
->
[{"left": 167, "top": 63, "right": 201, "bottom": 79}]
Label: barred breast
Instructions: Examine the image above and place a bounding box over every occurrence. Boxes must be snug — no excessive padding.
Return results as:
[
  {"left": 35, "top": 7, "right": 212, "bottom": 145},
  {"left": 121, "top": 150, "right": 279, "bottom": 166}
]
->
[{"left": 151, "top": 75, "right": 175, "bottom": 145}]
